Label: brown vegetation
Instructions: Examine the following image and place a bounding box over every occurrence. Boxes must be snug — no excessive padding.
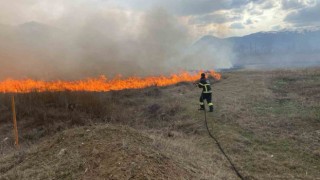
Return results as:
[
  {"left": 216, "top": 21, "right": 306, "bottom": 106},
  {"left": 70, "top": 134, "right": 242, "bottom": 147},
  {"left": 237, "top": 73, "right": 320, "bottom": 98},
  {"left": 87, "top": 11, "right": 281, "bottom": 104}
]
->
[{"left": 0, "top": 68, "right": 319, "bottom": 179}]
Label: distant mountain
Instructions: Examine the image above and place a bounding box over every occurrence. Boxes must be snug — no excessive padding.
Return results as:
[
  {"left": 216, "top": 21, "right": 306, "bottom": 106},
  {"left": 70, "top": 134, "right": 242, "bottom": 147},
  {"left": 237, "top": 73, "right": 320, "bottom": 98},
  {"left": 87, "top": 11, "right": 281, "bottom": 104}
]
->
[
  {"left": 231, "top": 30, "right": 320, "bottom": 55},
  {"left": 195, "top": 28, "right": 320, "bottom": 68},
  {"left": 194, "top": 35, "right": 225, "bottom": 46},
  {"left": 18, "top": 21, "right": 56, "bottom": 34},
  {"left": 197, "top": 28, "right": 320, "bottom": 55}
]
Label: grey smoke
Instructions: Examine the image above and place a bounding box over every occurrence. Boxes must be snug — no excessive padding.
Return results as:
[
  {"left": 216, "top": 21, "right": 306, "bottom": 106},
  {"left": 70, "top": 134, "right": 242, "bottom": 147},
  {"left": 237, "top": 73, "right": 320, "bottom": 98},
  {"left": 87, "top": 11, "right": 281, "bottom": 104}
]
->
[{"left": 0, "top": 7, "right": 234, "bottom": 80}]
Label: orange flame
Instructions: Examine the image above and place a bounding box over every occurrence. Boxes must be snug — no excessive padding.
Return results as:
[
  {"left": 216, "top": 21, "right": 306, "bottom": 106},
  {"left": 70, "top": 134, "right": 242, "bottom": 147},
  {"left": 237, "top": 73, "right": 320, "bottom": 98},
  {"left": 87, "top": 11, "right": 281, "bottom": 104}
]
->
[{"left": 0, "top": 70, "right": 221, "bottom": 93}]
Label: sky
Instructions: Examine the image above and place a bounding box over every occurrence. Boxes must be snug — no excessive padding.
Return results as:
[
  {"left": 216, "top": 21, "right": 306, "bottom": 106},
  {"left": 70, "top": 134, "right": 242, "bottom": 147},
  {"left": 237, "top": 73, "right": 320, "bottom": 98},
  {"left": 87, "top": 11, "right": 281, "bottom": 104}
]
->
[{"left": 0, "top": 0, "right": 319, "bottom": 38}]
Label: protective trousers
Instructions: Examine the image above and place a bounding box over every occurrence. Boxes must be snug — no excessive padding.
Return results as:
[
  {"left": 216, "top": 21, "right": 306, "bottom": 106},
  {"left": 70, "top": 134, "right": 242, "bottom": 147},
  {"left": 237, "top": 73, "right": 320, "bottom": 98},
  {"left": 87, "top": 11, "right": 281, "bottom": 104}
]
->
[{"left": 199, "top": 93, "right": 213, "bottom": 111}]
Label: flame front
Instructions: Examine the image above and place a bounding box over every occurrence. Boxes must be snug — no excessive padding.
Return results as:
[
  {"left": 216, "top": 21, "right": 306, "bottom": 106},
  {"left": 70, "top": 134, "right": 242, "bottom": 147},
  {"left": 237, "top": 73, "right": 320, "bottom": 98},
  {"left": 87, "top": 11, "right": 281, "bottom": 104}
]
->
[{"left": 0, "top": 71, "right": 221, "bottom": 93}]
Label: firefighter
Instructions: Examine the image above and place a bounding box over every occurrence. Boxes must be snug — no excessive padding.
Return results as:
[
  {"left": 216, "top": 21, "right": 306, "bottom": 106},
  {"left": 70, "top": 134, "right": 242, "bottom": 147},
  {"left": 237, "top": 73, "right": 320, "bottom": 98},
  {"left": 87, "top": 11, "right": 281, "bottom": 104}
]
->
[{"left": 197, "top": 73, "right": 214, "bottom": 112}]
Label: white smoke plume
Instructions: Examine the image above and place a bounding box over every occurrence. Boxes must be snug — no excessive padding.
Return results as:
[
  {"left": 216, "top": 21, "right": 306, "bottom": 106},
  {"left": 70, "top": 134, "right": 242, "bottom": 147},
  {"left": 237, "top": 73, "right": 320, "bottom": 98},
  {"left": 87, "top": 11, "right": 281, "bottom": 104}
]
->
[{"left": 0, "top": 1, "right": 234, "bottom": 80}]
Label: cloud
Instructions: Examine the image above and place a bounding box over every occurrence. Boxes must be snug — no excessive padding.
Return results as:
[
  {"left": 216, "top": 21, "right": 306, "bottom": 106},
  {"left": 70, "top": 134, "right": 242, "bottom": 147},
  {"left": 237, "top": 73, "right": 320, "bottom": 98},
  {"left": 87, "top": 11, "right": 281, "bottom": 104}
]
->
[
  {"left": 260, "top": 1, "right": 276, "bottom": 9},
  {"left": 271, "top": 25, "right": 282, "bottom": 30},
  {"left": 285, "top": 1, "right": 320, "bottom": 25},
  {"left": 230, "top": 22, "right": 245, "bottom": 29},
  {"left": 249, "top": 9, "right": 264, "bottom": 15},
  {"left": 0, "top": 0, "right": 319, "bottom": 48},
  {"left": 245, "top": 19, "right": 253, "bottom": 25},
  {"left": 118, "top": 0, "right": 253, "bottom": 16},
  {"left": 281, "top": 0, "right": 314, "bottom": 10},
  {"left": 189, "top": 12, "right": 242, "bottom": 24}
]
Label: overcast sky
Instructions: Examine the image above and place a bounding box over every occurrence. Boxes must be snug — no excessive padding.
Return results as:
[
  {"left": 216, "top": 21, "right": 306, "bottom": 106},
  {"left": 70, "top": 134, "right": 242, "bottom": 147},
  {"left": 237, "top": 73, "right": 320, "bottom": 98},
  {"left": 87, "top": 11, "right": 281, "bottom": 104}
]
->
[{"left": 0, "top": 0, "right": 319, "bottom": 38}]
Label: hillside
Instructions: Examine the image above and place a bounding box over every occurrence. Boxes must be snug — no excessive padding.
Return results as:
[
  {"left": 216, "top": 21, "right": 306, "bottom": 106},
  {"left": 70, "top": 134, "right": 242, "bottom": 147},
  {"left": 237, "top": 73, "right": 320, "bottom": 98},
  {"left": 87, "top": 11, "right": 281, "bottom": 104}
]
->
[
  {"left": 195, "top": 29, "right": 320, "bottom": 68},
  {"left": 197, "top": 28, "right": 320, "bottom": 55},
  {"left": 0, "top": 68, "right": 320, "bottom": 179}
]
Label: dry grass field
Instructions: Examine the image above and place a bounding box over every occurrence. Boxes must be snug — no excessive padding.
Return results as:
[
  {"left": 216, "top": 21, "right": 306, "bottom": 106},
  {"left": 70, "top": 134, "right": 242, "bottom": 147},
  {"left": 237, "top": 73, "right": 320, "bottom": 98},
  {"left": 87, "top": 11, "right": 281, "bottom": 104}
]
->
[{"left": 0, "top": 68, "right": 319, "bottom": 179}]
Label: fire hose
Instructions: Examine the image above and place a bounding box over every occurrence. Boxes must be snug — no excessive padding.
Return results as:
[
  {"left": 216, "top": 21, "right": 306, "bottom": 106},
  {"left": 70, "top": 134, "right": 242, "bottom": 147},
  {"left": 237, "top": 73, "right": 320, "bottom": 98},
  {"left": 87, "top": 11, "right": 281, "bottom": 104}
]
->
[{"left": 202, "top": 103, "right": 245, "bottom": 180}]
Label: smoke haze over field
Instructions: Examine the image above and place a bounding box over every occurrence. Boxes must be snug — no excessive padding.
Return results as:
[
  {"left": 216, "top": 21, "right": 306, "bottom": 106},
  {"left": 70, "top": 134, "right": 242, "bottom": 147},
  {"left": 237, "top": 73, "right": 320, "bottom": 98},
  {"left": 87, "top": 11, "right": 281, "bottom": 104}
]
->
[
  {"left": 0, "top": 1, "right": 233, "bottom": 80},
  {"left": 1, "top": 0, "right": 319, "bottom": 80}
]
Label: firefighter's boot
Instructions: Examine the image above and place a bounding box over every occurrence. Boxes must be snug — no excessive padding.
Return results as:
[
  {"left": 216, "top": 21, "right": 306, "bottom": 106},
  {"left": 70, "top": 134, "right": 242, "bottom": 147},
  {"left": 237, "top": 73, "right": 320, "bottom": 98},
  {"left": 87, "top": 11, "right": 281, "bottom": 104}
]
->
[
  {"left": 199, "top": 105, "right": 205, "bottom": 111},
  {"left": 209, "top": 106, "right": 214, "bottom": 112}
]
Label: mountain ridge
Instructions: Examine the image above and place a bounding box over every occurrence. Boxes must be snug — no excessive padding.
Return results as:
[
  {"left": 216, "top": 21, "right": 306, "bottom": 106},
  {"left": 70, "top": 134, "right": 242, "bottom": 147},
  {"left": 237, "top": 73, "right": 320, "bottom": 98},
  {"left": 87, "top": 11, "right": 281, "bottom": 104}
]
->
[{"left": 197, "top": 28, "right": 320, "bottom": 55}]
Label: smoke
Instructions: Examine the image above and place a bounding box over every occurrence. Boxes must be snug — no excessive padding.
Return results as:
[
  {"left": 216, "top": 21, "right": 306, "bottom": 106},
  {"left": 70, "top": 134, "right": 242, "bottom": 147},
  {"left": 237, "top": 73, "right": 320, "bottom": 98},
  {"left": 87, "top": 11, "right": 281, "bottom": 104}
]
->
[{"left": 0, "top": 2, "right": 234, "bottom": 80}]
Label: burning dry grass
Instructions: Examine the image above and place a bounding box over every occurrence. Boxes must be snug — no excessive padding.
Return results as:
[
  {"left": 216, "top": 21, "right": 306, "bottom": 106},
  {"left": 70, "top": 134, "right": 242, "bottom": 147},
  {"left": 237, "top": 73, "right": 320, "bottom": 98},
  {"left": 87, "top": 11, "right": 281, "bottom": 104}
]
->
[
  {"left": 0, "top": 71, "right": 221, "bottom": 93},
  {"left": 0, "top": 68, "right": 319, "bottom": 179}
]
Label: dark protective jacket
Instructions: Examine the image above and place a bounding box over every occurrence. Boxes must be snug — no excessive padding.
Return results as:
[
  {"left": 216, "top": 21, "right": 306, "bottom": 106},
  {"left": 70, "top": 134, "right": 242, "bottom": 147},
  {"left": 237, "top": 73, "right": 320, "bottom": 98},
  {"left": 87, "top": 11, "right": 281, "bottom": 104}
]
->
[{"left": 198, "top": 77, "right": 212, "bottom": 93}]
